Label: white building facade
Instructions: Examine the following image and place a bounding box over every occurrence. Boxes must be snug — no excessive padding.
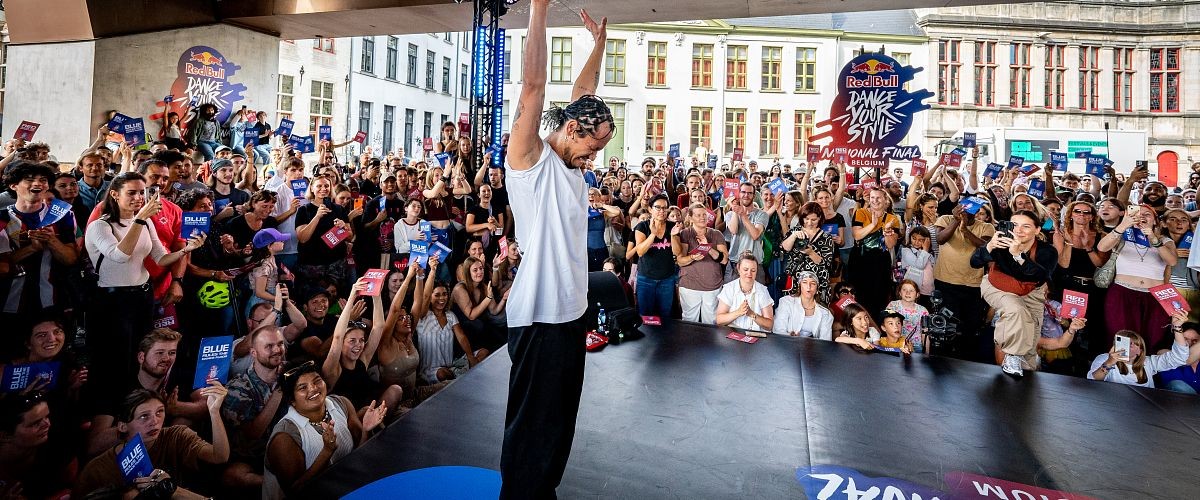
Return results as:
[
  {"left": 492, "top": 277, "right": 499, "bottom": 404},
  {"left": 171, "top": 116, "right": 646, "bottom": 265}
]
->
[
  {"left": 276, "top": 38, "right": 353, "bottom": 149},
  {"left": 501, "top": 13, "right": 931, "bottom": 168},
  {"left": 346, "top": 32, "right": 473, "bottom": 157}
]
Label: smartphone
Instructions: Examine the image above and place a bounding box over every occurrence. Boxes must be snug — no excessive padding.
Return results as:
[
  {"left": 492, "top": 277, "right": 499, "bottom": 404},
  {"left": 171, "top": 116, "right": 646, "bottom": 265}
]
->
[
  {"left": 147, "top": 185, "right": 160, "bottom": 198},
  {"left": 1041, "top": 218, "right": 1054, "bottom": 231},
  {"left": 996, "top": 220, "right": 1015, "bottom": 239},
  {"left": 1135, "top": 160, "right": 1149, "bottom": 171},
  {"left": 1114, "top": 335, "right": 1131, "bottom": 362}
]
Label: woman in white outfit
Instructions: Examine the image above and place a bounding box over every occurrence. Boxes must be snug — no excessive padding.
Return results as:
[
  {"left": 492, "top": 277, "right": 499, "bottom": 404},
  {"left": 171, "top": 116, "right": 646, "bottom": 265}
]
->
[{"left": 772, "top": 271, "right": 834, "bottom": 340}]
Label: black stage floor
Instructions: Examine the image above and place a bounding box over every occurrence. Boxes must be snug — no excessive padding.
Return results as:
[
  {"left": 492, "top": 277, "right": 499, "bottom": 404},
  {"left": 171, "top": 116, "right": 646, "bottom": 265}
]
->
[{"left": 309, "top": 322, "right": 1200, "bottom": 499}]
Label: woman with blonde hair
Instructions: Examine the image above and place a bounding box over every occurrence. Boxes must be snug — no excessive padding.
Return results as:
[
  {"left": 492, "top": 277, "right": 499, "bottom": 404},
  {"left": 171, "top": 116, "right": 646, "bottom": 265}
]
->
[{"left": 1089, "top": 312, "right": 1199, "bottom": 387}]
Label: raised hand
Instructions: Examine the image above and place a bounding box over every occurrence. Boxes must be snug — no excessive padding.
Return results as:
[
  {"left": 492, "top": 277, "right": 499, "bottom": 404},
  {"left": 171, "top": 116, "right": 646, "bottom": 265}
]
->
[{"left": 580, "top": 9, "right": 608, "bottom": 44}]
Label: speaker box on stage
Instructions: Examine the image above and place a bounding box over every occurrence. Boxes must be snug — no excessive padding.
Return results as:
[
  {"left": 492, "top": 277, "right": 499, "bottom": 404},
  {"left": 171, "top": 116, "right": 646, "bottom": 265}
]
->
[{"left": 586, "top": 272, "right": 643, "bottom": 343}]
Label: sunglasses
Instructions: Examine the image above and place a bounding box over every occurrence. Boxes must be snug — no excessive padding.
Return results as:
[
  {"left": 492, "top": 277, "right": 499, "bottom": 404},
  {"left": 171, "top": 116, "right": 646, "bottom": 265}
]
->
[
  {"left": 348, "top": 320, "right": 369, "bottom": 330},
  {"left": 283, "top": 360, "right": 317, "bottom": 381},
  {"left": 1072, "top": 209, "right": 1094, "bottom": 215}
]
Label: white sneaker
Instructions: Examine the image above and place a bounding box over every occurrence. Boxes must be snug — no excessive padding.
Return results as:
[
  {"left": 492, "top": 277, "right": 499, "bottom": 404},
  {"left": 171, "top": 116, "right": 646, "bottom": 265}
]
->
[{"left": 1002, "top": 354, "right": 1024, "bottom": 377}]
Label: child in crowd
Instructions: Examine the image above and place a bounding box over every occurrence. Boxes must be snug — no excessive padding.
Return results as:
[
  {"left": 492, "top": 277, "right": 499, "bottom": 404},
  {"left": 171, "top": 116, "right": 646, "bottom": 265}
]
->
[
  {"left": 876, "top": 310, "right": 914, "bottom": 355},
  {"left": 898, "top": 226, "right": 935, "bottom": 299},
  {"left": 886, "top": 280, "right": 929, "bottom": 354},
  {"left": 835, "top": 302, "right": 881, "bottom": 350}
]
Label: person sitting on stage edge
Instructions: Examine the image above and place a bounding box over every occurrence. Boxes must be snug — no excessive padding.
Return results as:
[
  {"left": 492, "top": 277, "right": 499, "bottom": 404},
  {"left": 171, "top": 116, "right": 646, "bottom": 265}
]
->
[
  {"left": 1089, "top": 312, "right": 1200, "bottom": 388},
  {"left": 1156, "top": 321, "right": 1200, "bottom": 394},
  {"left": 972, "top": 210, "right": 1058, "bottom": 377},
  {"left": 715, "top": 253, "right": 775, "bottom": 332},
  {"left": 772, "top": 271, "right": 834, "bottom": 339}
]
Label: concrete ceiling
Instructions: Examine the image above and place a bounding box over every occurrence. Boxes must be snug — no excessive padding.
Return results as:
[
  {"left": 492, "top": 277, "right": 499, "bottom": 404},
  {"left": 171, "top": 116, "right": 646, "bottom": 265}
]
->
[{"left": 6, "top": 0, "right": 1024, "bottom": 44}]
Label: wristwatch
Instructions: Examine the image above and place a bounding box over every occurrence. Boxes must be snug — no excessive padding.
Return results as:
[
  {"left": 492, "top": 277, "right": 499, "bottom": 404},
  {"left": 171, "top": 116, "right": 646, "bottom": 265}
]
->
[{"left": 133, "top": 219, "right": 149, "bottom": 226}]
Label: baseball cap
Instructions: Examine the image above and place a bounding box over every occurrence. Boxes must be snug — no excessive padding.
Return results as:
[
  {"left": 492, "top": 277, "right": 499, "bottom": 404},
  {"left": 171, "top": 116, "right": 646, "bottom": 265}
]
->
[
  {"left": 214, "top": 144, "right": 232, "bottom": 153},
  {"left": 210, "top": 158, "right": 233, "bottom": 171},
  {"left": 252, "top": 228, "right": 291, "bottom": 249},
  {"left": 881, "top": 310, "right": 905, "bottom": 323}
]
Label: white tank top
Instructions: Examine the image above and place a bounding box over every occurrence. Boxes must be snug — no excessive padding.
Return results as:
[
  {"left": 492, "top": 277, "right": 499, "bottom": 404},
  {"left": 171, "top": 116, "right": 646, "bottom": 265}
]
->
[
  {"left": 505, "top": 140, "right": 589, "bottom": 327},
  {"left": 262, "top": 396, "right": 354, "bottom": 499}
]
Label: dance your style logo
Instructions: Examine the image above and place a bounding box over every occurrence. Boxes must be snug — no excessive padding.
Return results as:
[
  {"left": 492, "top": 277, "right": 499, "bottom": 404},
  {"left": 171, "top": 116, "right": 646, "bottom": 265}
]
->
[{"left": 798, "top": 465, "right": 1099, "bottom": 500}]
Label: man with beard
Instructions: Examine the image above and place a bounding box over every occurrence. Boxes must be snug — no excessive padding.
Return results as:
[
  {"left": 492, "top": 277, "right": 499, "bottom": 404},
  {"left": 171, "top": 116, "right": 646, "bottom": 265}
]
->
[
  {"left": 84, "top": 329, "right": 209, "bottom": 456},
  {"left": 221, "top": 325, "right": 288, "bottom": 492},
  {"left": 75, "top": 150, "right": 111, "bottom": 210},
  {"left": 721, "top": 182, "right": 769, "bottom": 284},
  {"left": 186, "top": 103, "right": 224, "bottom": 160},
  {"left": 1122, "top": 166, "right": 1168, "bottom": 216},
  {"left": 353, "top": 173, "right": 406, "bottom": 273},
  {"left": 153, "top": 150, "right": 204, "bottom": 202},
  {"left": 885, "top": 179, "right": 906, "bottom": 220}
]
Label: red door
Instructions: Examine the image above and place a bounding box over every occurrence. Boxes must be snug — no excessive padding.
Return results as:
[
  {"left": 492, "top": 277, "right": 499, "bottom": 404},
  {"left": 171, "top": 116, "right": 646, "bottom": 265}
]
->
[{"left": 1157, "top": 150, "right": 1179, "bottom": 187}]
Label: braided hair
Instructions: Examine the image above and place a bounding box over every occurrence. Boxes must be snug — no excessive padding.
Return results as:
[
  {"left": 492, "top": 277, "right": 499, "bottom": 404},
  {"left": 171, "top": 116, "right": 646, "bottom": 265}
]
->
[{"left": 541, "top": 95, "right": 615, "bottom": 138}]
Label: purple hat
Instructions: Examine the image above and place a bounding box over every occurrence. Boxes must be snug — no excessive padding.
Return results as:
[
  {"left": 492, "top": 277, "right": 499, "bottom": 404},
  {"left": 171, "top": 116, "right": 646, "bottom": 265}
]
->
[{"left": 252, "top": 228, "right": 291, "bottom": 249}]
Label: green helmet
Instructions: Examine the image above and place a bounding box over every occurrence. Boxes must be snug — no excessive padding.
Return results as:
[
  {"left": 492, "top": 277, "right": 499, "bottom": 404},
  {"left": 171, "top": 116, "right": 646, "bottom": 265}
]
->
[{"left": 197, "top": 280, "right": 231, "bottom": 308}]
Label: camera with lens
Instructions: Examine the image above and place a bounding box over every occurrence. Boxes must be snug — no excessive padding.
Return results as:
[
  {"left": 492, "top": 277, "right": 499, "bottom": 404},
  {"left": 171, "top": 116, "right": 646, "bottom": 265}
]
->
[{"left": 921, "top": 290, "right": 959, "bottom": 342}]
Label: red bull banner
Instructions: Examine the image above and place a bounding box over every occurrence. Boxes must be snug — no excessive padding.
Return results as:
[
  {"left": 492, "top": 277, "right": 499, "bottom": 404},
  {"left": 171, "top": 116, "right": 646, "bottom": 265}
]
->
[
  {"left": 810, "top": 52, "right": 933, "bottom": 170},
  {"left": 153, "top": 46, "right": 247, "bottom": 124}
]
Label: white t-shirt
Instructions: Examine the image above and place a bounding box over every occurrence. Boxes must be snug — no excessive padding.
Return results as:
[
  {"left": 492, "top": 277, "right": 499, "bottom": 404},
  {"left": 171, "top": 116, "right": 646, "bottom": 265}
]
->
[
  {"left": 265, "top": 175, "right": 301, "bottom": 255},
  {"left": 716, "top": 279, "right": 773, "bottom": 331},
  {"left": 505, "top": 140, "right": 589, "bottom": 327}
]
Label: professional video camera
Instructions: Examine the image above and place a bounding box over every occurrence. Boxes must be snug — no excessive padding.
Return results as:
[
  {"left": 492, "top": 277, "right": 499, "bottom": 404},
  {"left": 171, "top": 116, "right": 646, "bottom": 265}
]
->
[{"left": 922, "top": 290, "right": 960, "bottom": 345}]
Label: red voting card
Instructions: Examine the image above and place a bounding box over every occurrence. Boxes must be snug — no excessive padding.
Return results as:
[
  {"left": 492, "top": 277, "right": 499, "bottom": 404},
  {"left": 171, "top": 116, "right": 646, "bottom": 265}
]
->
[
  {"left": 642, "top": 316, "right": 662, "bottom": 326},
  {"left": 1150, "top": 284, "right": 1191, "bottom": 315},
  {"left": 910, "top": 158, "right": 927, "bottom": 177},
  {"left": 459, "top": 113, "right": 470, "bottom": 135},
  {"left": 834, "top": 148, "right": 848, "bottom": 164},
  {"left": 423, "top": 137, "right": 434, "bottom": 151},
  {"left": 691, "top": 243, "right": 711, "bottom": 256},
  {"left": 499, "top": 236, "right": 509, "bottom": 259},
  {"left": 1061, "top": 290, "right": 1088, "bottom": 319},
  {"left": 722, "top": 179, "right": 740, "bottom": 200},
  {"left": 832, "top": 295, "right": 857, "bottom": 317},
  {"left": 353, "top": 131, "right": 367, "bottom": 144},
  {"left": 727, "top": 331, "right": 758, "bottom": 344},
  {"left": 321, "top": 226, "right": 351, "bottom": 249},
  {"left": 807, "top": 145, "right": 821, "bottom": 164},
  {"left": 360, "top": 269, "right": 388, "bottom": 297},
  {"left": 732, "top": 148, "right": 744, "bottom": 162},
  {"left": 13, "top": 121, "right": 40, "bottom": 141}
]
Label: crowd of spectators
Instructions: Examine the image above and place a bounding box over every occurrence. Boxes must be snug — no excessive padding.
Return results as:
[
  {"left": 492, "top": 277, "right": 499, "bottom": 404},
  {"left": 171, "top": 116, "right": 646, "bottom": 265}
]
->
[{"left": 2, "top": 97, "right": 1200, "bottom": 497}]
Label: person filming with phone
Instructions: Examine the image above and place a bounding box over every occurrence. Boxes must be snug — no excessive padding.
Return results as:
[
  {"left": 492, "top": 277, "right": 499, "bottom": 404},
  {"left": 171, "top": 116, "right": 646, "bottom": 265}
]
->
[
  {"left": 1089, "top": 311, "right": 1200, "bottom": 388},
  {"left": 971, "top": 210, "right": 1058, "bottom": 377}
]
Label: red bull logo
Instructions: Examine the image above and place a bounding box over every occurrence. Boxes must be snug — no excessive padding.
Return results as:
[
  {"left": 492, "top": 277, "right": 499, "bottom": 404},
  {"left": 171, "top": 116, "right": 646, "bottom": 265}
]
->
[
  {"left": 189, "top": 51, "right": 222, "bottom": 66},
  {"left": 849, "top": 59, "right": 895, "bottom": 75}
]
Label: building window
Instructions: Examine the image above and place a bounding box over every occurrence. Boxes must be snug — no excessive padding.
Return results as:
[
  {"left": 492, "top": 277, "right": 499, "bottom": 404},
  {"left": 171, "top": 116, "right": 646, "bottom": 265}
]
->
[
  {"left": 386, "top": 37, "right": 399, "bottom": 80},
  {"left": 277, "top": 74, "right": 295, "bottom": 116},
  {"left": 309, "top": 80, "right": 334, "bottom": 132},
  {"left": 760, "top": 47, "right": 782, "bottom": 91},
  {"left": 407, "top": 44, "right": 418, "bottom": 85},
  {"left": 361, "top": 37, "right": 375, "bottom": 73},
  {"left": 551, "top": 37, "right": 573, "bottom": 83},
  {"left": 893, "top": 52, "right": 911, "bottom": 90},
  {"left": 1045, "top": 44, "right": 1066, "bottom": 109},
  {"left": 423, "top": 112, "right": 433, "bottom": 139},
  {"left": 1114, "top": 48, "right": 1135, "bottom": 112},
  {"left": 973, "top": 41, "right": 996, "bottom": 107},
  {"left": 645, "top": 105, "right": 665, "bottom": 153},
  {"left": 794, "top": 111, "right": 815, "bottom": 159},
  {"left": 425, "top": 50, "right": 436, "bottom": 89},
  {"left": 1150, "top": 47, "right": 1180, "bottom": 112},
  {"left": 937, "top": 40, "right": 961, "bottom": 105},
  {"left": 314, "top": 38, "right": 335, "bottom": 53},
  {"left": 690, "top": 107, "right": 712, "bottom": 155},
  {"left": 647, "top": 41, "right": 668, "bottom": 87},
  {"left": 503, "top": 36, "right": 513, "bottom": 82},
  {"left": 502, "top": 99, "right": 511, "bottom": 131},
  {"left": 605, "top": 39, "right": 626, "bottom": 85},
  {"left": 795, "top": 47, "right": 817, "bottom": 92},
  {"left": 724, "top": 108, "right": 746, "bottom": 153},
  {"left": 1009, "top": 42, "right": 1032, "bottom": 108},
  {"left": 383, "top": 105, "right": 395, "bottom": 153},
  {"left": 760, "top": 110, "right": 780, "bottom": 157},
  {"left": 1078, "top": 46, "right": 1100, "bottom": 111},
  {"left": 692, "top": 43, "right": 714, "bottom": 88},
  {"left": 445, "top": 32, "right": 452, "bottom": 42},
  {"left": 442, "top": 57, "right": 452, "bottom": 93},
  {"left": 358, "top": 101, "right": 372, "bottom": 142},
  {"left": 726, "top": 45, "right": 748, "bottom": 90},
  {"left": 404, "top": 109, "right": 415, "bottom": 152},
  {"left": 461, "top": 64, "right": 469, "bottom": 99}
]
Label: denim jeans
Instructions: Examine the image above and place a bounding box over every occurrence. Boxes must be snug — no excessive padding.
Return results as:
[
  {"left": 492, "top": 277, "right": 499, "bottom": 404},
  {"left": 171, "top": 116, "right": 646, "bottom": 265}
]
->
[
  {"left": 254, "top": 144, "right": 273, "bottom": 164},
  {"left": 197, "top": 140, "right": 221, "bottom": 161},
  {"left": 635, "top": 274, "right": 677, "bottom": 319}
]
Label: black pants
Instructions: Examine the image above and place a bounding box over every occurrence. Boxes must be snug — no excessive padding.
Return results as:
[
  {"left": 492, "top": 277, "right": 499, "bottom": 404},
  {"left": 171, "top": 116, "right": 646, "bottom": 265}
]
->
[
  {"left": 500, "top": 316, "right": 587, "bottom": 500},
  {"left": 933, "top": 280, "right": 989, "bottom": 362},
  {"left": 87, "top": 284, "right": 154, "bottom": 394}
]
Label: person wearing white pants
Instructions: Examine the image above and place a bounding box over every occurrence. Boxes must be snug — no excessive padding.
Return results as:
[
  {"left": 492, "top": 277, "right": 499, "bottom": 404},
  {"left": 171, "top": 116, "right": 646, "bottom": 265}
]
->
[{"left": 672, "top": 204, "right": 729, "bottom": 323}]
